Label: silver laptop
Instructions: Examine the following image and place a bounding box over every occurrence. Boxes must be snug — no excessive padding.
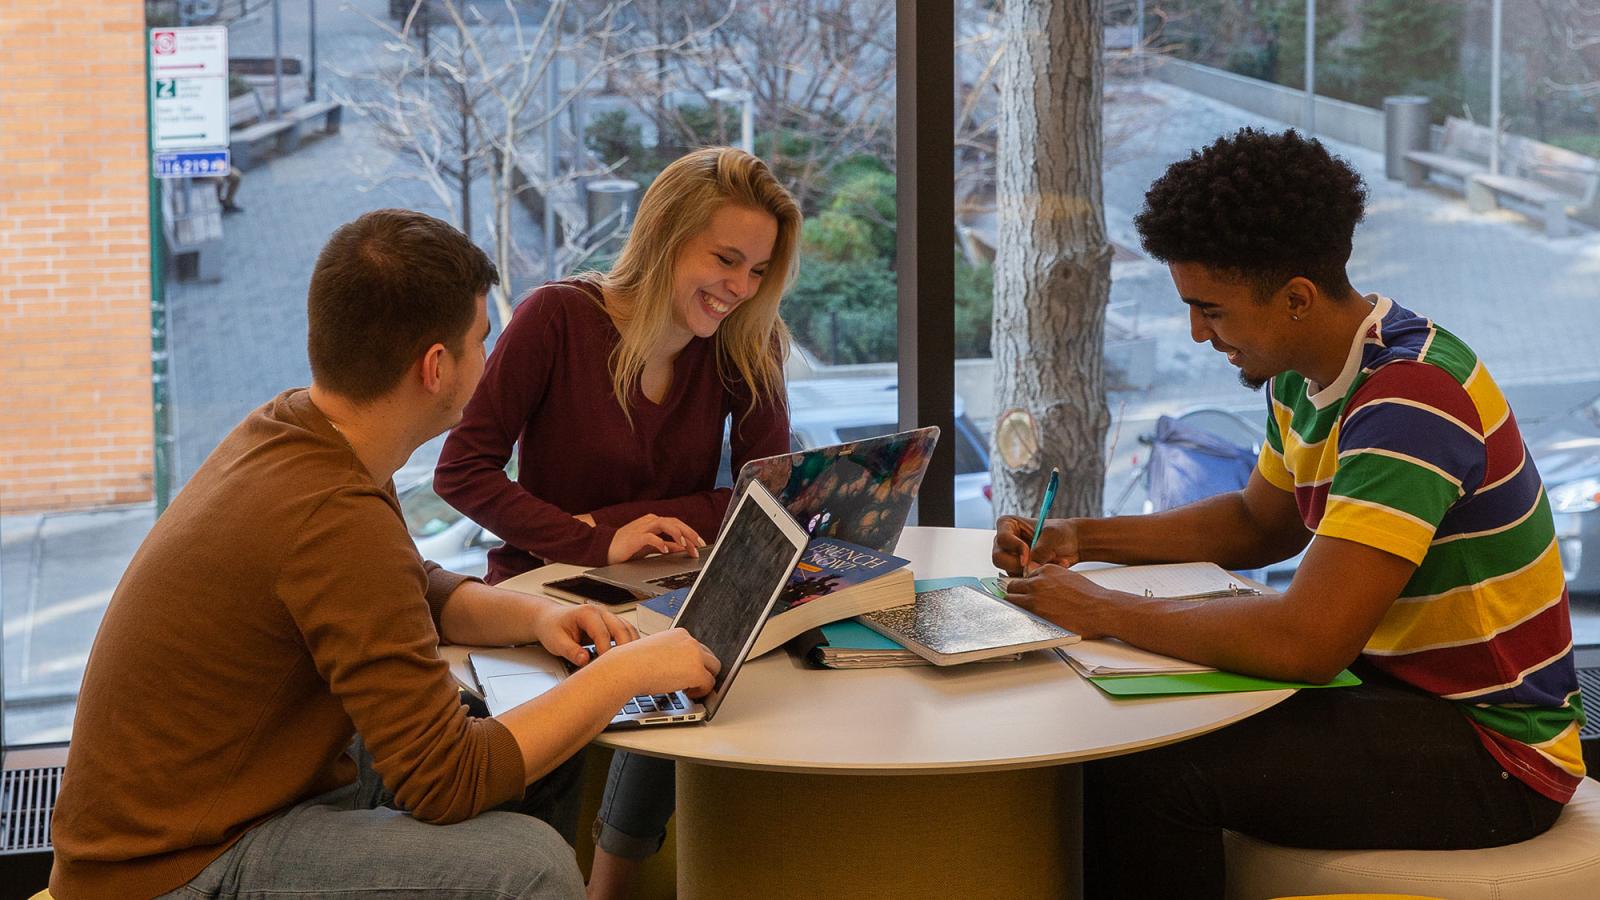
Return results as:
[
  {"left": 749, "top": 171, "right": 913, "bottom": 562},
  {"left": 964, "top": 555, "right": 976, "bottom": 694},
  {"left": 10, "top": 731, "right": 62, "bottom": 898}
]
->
[
  {"left": 554, "top": 426, "right": 940, "bottom": 604},
  {"left": 471, "top": 481, "right": 809, "bottom": 728}
]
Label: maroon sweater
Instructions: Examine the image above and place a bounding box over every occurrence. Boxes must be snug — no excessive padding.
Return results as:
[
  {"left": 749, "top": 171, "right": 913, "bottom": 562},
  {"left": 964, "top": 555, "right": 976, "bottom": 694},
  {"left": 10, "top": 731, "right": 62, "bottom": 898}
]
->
[{"left": 435, "top": 280, "right": 790, "bottom": 582}]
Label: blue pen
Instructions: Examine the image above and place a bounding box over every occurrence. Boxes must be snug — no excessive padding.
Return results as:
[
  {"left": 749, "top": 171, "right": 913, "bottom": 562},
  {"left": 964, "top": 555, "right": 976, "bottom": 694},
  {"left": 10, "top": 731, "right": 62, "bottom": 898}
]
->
[{"left": 1029, "top": 467, "right": 1060, "bottom": 551}]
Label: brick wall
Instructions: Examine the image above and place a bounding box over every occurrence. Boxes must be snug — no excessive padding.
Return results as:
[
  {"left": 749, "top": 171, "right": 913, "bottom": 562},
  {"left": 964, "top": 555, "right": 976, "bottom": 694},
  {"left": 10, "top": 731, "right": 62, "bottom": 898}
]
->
[{"left": 0, "top": 2, "right": 154, "bottom": 512}]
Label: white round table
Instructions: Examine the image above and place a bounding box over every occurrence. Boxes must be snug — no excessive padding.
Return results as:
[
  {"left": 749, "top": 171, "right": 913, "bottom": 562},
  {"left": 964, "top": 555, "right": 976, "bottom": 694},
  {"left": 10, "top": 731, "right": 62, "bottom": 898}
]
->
[{"left": 596, "top": 526, "right": 1292, "bottom": 899}]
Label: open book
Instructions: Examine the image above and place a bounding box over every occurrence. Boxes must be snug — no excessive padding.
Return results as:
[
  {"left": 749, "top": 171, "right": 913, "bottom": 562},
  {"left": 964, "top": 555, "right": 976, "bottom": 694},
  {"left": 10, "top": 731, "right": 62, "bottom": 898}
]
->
[{"left": 636, "top": 537, "right": 914, "bottom": 659}]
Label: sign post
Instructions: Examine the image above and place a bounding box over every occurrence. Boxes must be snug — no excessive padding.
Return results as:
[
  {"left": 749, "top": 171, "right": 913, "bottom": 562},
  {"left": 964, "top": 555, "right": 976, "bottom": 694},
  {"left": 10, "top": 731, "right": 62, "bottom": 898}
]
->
[{"left": 150, "top": 25, "right": 230, "bottom": 174}]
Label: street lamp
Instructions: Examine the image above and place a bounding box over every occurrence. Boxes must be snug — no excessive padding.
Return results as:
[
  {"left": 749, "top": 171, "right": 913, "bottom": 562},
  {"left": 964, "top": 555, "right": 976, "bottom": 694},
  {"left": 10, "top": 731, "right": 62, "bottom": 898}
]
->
[{"left": 706, "top": 87, "right": 754, "bottom": 155}]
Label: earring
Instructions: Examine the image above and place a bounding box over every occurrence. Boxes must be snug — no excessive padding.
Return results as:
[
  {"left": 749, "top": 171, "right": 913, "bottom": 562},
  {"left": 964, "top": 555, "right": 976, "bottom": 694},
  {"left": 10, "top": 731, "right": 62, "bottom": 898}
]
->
[{"left": 1291, "top": 314, "right": 1301, "bottom": 321}]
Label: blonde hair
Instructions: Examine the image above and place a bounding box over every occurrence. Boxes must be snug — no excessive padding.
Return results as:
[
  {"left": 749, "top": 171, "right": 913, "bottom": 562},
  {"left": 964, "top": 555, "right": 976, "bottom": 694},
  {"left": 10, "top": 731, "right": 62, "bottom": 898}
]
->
[{"left": 592, "top": 147, "right": 800, "bottom": 426}]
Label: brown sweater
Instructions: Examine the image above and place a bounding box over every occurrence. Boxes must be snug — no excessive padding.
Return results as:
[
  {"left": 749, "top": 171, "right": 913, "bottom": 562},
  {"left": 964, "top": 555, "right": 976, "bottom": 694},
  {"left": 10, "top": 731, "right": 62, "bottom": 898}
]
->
[{"left": 50, "top": 389, "right": 526, "bottom": 899}]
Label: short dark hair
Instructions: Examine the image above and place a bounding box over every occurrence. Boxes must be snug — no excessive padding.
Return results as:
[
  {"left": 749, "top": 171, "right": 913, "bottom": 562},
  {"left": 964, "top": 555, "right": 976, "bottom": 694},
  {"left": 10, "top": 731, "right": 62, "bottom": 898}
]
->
[
  {"left": 1133, "top": 128, "right": 1367, "bottom": 297},
  {"left": 307, "top": 209, "right": 498, "bottom": 402}
]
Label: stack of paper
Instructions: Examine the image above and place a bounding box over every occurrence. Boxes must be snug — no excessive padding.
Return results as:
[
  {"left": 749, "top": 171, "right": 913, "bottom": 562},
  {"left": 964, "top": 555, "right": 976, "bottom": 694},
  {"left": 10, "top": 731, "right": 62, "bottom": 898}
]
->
[
  {"left": 1059, "top": 639, "right": 1216, "bottom": 677},
  {"left": 806, "top": 620, "right": 930, "bottom": 669}
]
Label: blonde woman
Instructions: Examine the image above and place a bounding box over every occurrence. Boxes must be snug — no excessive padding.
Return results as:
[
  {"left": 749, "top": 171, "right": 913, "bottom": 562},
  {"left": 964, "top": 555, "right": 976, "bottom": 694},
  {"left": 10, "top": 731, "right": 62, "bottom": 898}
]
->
[{"left": 434, "top": 147, "right": 800, "bottom": 897}]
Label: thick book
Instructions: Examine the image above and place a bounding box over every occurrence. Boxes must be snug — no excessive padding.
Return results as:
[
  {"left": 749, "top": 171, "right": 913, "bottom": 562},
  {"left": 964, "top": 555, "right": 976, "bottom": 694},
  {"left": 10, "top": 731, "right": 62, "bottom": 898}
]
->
[
  {"left": 859, "top": 584, "right": 1079, "bottom": 666},
  {"left": 635, "top": 537, "right": 914, "bottom": 659},
  {"left": 791, "top": 620, "right": 931, "bottom": 669}
]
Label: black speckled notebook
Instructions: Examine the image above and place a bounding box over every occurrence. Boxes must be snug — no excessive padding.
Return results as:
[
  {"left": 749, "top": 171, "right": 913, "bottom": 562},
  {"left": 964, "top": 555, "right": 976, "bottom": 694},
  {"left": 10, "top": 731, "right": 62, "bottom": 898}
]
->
[{"left": 859, "top": 584, "right": 1079, "bottom": 665}]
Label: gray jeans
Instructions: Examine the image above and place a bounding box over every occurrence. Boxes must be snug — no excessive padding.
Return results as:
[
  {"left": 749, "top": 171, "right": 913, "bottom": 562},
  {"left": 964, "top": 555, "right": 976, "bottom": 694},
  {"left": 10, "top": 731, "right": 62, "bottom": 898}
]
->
[{"left": 160, "top": 738, "right": 584, "bottom": 900}]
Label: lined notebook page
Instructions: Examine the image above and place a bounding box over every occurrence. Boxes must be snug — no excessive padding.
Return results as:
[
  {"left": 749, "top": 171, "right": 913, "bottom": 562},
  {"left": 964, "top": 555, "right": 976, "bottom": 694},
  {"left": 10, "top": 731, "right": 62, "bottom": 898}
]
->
[{"left": 1077, "top": 562, "right": 1258, "bottom": 600}]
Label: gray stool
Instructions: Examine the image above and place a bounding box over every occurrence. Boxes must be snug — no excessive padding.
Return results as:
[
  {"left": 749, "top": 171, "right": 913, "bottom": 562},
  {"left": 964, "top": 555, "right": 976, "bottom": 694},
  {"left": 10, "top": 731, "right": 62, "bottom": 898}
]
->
[{"left": 1224, "top": 777, "right": 1600, "bottom": 900}]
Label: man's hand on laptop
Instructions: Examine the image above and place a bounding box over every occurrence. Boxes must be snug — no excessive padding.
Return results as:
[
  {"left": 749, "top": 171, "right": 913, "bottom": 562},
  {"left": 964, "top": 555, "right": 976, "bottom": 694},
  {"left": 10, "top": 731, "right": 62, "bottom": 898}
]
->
[
  {"left": 606, "top": 514, "right": 706, "bottom": 565},
  {"left": 532, "top": 602, "right": 638, "bottom": 667},
  {"left": 597, "top": 629, "right": 721, "bottom": 699}
]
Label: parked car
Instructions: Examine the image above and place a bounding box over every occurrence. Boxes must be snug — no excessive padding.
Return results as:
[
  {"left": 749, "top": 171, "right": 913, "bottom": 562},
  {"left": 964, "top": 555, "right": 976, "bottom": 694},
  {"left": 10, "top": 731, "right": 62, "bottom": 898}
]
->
[
  {"left": 1517, "top": 388, "right": 1600, "bottom": 595},
  {"left": 786, "top": 377, "right": 995, "bottom": 528},
  {"left": 398, "top": 475, "right": 500, "bottom": 578},
  {"left": 402, "top": 379, "right": 999, "bottom": 573}
]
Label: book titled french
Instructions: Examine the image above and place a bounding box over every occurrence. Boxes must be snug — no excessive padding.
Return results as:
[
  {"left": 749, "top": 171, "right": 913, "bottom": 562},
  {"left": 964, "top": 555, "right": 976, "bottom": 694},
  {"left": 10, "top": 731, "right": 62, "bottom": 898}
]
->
[{"left": 635, "top": 536, "right": 914, "bottom": 658}]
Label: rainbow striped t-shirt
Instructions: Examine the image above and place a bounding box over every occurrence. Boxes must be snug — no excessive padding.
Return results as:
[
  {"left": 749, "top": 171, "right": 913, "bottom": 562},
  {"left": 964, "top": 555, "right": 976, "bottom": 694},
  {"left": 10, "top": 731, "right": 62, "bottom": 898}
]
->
[{"left": 1258, "top": 295, "right": 1586, "bottom": 803}]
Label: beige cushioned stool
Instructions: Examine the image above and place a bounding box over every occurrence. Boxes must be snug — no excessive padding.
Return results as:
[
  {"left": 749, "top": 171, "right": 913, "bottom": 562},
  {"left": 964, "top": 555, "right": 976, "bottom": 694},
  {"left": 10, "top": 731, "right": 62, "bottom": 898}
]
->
[{"left": 1224, "top": 777, "right": 1600, "bottom": 900}]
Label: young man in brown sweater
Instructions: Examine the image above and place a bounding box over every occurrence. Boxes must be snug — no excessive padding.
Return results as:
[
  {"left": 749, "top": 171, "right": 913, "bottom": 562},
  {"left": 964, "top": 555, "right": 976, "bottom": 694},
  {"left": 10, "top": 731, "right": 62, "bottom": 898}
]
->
[{"left": 49, "top": 209, "right": 720, "bottom": 900}]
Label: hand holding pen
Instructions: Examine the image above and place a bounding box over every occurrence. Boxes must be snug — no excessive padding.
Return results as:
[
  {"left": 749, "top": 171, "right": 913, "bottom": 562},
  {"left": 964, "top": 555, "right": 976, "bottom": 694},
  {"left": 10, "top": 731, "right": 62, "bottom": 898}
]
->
[
  {"left": 1026, "top": 467, "right": 1060, "bottom": 568},
  {"left": 991, "top": 467, "right": 1079, "bottom": 576}
]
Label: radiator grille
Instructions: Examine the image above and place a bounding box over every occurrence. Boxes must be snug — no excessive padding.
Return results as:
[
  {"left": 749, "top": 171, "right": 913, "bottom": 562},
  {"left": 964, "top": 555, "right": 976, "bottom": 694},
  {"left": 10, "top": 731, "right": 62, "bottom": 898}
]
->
[
  {"left": 1580, "top": 666, "right": 1600, "bottom": 742},
  {"left": 0, "top": 766, "right": 62, "bottom": 854}
]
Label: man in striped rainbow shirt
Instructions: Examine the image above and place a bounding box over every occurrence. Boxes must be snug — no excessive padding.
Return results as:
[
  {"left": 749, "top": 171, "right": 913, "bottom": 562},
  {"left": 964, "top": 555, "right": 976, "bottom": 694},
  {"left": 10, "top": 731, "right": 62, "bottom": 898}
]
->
[{"left": 995, "top": 128, "right": 1585, "bottom": 898}]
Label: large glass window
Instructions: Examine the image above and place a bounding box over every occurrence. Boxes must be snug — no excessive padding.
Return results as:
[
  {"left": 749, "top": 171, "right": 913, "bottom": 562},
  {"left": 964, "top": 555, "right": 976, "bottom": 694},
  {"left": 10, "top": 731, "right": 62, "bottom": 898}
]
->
[
  {"left": 1103, "top": 2, "right": 1600, "bottom": 637},
  {"left": 4, "top": 0, "right": 901, "bottom": 744},
  {"left": 12, "top": 1, "right": 1599, "bottom": 750}
]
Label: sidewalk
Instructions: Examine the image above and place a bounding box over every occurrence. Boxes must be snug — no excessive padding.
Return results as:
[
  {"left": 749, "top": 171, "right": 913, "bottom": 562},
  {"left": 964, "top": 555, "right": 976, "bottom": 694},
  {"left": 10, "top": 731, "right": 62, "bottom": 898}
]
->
[
  {"left": 2, "top": 504, "right": 153, "bottom": 743},
  {"left": 1101, "top": 78, "right": 1600, "bottom": 427},
  {"left": 165, "top": 0, "right": 548, "bottom": 486}
]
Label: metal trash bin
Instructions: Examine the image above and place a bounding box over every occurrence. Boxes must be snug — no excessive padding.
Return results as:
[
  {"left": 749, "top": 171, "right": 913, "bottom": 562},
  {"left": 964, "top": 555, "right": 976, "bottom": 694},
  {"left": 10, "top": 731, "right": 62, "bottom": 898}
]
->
[
  {"left": 584, "top": 178, "right": 640, "bottom": 254},
  {"left": 1383, "top": 95, "right": 1431, "bottom": 181}
]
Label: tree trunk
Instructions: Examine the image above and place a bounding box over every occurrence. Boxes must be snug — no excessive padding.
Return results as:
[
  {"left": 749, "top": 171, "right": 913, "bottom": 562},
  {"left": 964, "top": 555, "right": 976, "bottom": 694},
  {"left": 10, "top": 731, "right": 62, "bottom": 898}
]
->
[
  {"left": 991, "top": 0, "right": 1112, "bottom": 521},
  {"left": 492, "top": 146, "right": 515, "bottom": 329},
  {"left": 459, "top": 98, "right": 472, "bottom": 240}
]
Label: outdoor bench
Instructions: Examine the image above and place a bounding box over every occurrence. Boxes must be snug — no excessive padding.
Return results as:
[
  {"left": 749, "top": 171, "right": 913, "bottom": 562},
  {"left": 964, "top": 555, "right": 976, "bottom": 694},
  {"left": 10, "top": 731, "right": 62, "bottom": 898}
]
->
[
  {"left": 1467, "top": 134, "right": 1600, "bottom": 238},
  {"left": 229, "top": 98, "right": 342, "bottom": 169},
  {"left": 160, "top": 178, "right": 222, "bottom": 282},
  {"left": 1403, "top": 115, "right": 1493, "bottom": 189},
  {"left": 1405, "top": 116, "right": 1599, "bottom": 237}
]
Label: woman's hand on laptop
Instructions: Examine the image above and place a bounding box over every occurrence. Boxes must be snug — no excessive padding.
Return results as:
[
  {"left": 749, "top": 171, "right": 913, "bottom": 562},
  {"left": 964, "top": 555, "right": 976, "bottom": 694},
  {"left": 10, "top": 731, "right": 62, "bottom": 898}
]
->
[
  {"left": 993, "top": 516, "right": 1081, "bottom": 576},
  {"left": 606, "top": 514, "right": 706, "bottom": 564},
  {"left": 532, "top": 603, "right": 639, "bottom": 667},
  {"left": 600, "top": 629, "right": 721, "bottom": 699}
]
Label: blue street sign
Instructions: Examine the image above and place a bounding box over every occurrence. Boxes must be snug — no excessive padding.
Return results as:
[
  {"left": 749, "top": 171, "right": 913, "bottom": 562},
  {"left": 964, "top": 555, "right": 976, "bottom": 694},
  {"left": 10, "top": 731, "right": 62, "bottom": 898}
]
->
[{"left": 154, "top": 148, "right": 230, "bottom": 179}]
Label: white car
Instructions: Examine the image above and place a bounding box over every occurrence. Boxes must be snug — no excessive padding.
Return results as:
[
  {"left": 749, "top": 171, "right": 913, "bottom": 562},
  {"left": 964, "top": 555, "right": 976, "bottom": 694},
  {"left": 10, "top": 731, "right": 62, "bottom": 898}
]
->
[
  {"left": 398, "top": 475, "right": 500, "bottom": 578},
  {"left": 404, "top": 379, "right": 998, "bottom": 573},
  {"left": 786, "top": 377, "right": 995, "bottom": 529}
]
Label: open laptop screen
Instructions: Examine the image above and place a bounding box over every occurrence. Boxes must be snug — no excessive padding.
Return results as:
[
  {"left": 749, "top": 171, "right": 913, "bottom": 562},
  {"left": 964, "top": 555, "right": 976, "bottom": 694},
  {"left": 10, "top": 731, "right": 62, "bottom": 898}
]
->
[
  {"left": 727, "top": 426, "right": 939, "bottom": 553},
  {"left": 672, "top": 487, "right": 805, "bottom": 717}
]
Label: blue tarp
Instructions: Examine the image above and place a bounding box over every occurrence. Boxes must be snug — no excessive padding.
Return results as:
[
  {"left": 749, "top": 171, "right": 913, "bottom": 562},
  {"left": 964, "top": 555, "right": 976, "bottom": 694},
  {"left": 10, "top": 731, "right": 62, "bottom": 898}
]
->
[{"left": 1144, "top": 415, "right": 1258, "bottom": 512}]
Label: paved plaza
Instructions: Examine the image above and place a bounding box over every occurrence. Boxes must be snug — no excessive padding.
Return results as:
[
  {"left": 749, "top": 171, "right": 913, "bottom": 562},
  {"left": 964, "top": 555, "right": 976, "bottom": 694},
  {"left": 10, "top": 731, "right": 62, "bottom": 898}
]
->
[{"left": 7, "top": 34, "right": 1600, "bottom": 742}]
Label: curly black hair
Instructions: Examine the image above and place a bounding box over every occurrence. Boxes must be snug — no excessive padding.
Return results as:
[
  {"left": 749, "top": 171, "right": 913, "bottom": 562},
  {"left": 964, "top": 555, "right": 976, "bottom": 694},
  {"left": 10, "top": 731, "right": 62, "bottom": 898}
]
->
[{"left": 1133, "top": 128, "right": 1367, "bottom": 297}]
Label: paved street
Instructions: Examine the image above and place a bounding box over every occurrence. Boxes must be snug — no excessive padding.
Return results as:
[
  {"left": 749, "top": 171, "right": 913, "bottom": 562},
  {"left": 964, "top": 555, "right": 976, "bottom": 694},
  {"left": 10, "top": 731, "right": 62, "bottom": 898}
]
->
[
  {"left": 8, "top": 41, "right": 1600, "bottom": 743},
  {"left": 1103, "top": 78, "right": 1600, "bottom": 426},
  {"left": 167, "top": 0, "right": 550, "bottom": 484}
]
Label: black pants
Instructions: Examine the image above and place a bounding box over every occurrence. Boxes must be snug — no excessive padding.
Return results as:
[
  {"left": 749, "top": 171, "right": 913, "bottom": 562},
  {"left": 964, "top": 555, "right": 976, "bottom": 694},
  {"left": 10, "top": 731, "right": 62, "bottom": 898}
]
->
[{"left": 1083, "top": 663, "right": 1566, "bottom": 900}]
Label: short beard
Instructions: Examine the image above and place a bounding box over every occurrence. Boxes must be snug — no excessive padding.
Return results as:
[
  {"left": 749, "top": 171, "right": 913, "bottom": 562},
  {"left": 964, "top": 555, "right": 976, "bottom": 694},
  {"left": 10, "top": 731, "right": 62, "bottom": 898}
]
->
[{"left": 1238, "top": 370, "right": 1268, "bottom": 391}]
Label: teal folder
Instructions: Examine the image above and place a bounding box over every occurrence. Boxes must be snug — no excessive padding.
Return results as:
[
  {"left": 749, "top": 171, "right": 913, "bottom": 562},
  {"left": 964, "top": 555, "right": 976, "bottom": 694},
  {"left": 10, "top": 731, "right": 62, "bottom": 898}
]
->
[
  {"left": 817, "top": 619, "right": 908, "bottom": 651},
  {"left": 1083, "top": 666, "right": 1361, "bottom": 697}
]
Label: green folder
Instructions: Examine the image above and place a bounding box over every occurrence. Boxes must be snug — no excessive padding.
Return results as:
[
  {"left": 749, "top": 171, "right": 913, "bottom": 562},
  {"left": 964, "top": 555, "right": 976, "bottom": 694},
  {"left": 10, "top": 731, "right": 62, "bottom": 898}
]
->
[
  {"left": 913, "top": 578, "right": 1354, "bottom": 696},
  {"left": 1084, "top": 667, "right": 1361, "bottom": 697}
]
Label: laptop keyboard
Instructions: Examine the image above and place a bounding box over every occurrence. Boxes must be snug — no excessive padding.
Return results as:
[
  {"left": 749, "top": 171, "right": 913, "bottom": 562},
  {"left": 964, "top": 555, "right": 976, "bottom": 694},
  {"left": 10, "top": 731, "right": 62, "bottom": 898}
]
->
[
  {"left": 574, "top": 644, "right": 692, "bottom": 719},
  {"left": 622, "top": 693, "right": 688, "bottom": 716}
]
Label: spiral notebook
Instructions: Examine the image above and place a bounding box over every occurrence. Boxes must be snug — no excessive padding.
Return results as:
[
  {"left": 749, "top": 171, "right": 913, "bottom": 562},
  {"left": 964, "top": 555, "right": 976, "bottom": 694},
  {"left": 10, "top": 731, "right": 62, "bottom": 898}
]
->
[{"left": 1075, "top": 561, "right": 1264, "bottom": 600}]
